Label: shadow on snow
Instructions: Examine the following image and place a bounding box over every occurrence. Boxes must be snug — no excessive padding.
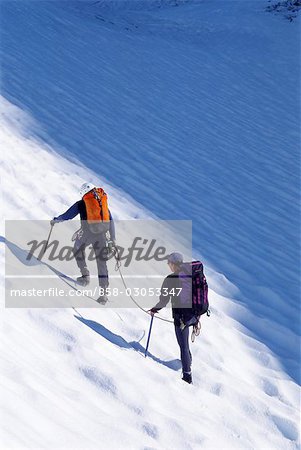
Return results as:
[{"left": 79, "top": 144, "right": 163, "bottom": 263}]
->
[{"left": 74, "top": 315, "right": 182, "bottom": 372}]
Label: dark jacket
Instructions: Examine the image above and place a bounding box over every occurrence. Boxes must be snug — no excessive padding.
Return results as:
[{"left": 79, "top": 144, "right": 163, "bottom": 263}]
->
[
  {"left": 152, "top": 271, "right": 195, "bottom": 326},
  {"left": 54, "top": 200, "right": 116, "bottom": 240}
]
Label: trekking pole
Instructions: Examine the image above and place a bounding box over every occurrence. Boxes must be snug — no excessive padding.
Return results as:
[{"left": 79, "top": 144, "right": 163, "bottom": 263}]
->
[
  {"left": 38, "top": 223, "right": 54, "bottom": 261},
  {"left": 145, "top": 314, "right": 154, "bottom": 358}
]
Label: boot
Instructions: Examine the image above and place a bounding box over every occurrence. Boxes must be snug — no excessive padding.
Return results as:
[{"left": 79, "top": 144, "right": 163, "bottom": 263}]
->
[
  {"left": 96, "top": 294, "right": 108, "bottom": 305},
  {"left": 76, "top": 267, "right": 90, "bottom": 286},
  {"left": 182, "top": 372, "right": 192, "bottom": 384}
]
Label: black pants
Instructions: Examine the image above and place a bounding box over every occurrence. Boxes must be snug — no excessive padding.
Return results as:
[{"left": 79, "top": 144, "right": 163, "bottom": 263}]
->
[
  {"left": 174, "top": 325, "right": 192, "bottom": 374},
  {"left": 73, "top": 231, "right": 108, "bottom": 288}
]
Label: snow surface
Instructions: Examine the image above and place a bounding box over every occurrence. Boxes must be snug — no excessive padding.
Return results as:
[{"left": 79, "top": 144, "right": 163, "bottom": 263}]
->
[{"left": 1, "top": 0, "right": 300, "bottom": 449}]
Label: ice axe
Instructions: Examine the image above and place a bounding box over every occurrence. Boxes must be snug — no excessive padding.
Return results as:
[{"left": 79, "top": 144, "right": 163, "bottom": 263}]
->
[
  {"left": 145, "top": 314, "right": 154, "bottom": 358},
  {"left": 38, "top": 222, "right": 55, "bottom": 261}
]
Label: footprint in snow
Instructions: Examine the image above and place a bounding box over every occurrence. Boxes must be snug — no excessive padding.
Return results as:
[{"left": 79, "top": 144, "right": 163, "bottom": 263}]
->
[
  {"left": 142, "top": 422, "right": 158, "bottom": 439},
  {"left": 261, "top": 378, "right": 279, "bottom": 397},
  {"left": 130, "top": 405, "right": 143, "bottom": 416},
  {"left": 271, "top": 415, "right": 299, "bottom": 442},
  {"left": 79, "top": 366, "right": 117, "bottom": 396},
  {"left": 210, "top": 382, "right": 223, "bottom": 396},
  {"left": 61, "top": 343, "right": 74, "bottom": 353}
]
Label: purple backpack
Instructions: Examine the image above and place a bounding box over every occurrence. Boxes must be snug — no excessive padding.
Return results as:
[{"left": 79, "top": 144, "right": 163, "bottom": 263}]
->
[{"left": 179, "top": 261, "right": 209, "bottom": 316}]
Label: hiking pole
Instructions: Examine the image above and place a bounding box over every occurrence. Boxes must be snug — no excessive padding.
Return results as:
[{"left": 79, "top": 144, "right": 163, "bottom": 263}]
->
[
  {"left": 38, "top": 223, "right": 54, "bottom": 261},
  {"left": 145, "top": 314, "right": 154, "bottom": 358}
]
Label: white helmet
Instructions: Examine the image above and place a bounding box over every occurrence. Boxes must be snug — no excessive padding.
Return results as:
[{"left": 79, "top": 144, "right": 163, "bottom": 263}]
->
[{"left": 79, "top": 182, "right": 95, "bottom": 197}]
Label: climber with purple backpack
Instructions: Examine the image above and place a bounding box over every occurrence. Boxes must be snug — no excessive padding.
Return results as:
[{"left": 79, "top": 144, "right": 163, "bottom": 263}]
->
[{"left": 149, "top": 252, "right": 209, "bottom": 384}]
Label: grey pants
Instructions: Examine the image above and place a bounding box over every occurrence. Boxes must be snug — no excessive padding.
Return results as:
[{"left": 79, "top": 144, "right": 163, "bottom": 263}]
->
[
  {"left": 73, "top": 231, "right": 108, "bottom": 288},
  {"left": 175, "top": 325, "right": 192, "bottom": 374}
]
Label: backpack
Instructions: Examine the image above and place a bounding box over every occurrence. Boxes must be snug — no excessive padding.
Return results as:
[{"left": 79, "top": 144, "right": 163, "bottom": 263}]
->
[
  {"left": 179, "top": 261, "right": 209, "bottom": 317},
  {"left": 83, "top": 187, "right": 110, "bottom": 234}
]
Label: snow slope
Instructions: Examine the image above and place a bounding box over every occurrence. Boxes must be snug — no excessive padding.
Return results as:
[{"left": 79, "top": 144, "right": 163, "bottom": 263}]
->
[
  {"left": 1, "top": 93, "right": 299, "bottom": 450},
  {"left": 1, "top": 0, "right": 300, "bottom": 448},
  {"left": 1, "top": 0, "right": 300, "bottom": 381}
]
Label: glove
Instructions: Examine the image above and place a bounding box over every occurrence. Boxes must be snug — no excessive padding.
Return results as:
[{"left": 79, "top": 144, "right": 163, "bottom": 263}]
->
[
  {"left": 50, "top": 218, "right": 58, "bottom": 226},
  {"left": 149, "top": 308, "right": 159, "bottom": 316},
  {"left": 107, "top": 239, "right": 116, "bottom": 252},
  {"left": 71, "top": 228, "right": 83, "bottom": 242}
]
